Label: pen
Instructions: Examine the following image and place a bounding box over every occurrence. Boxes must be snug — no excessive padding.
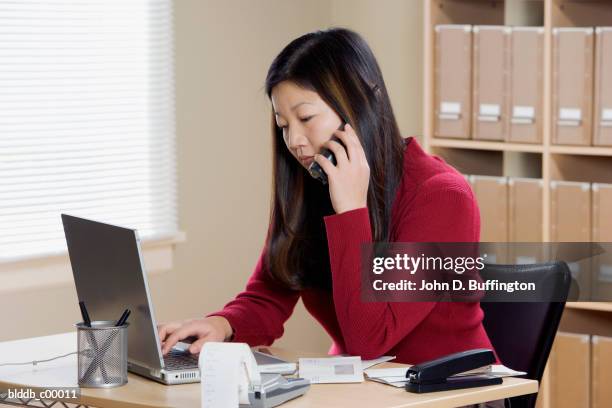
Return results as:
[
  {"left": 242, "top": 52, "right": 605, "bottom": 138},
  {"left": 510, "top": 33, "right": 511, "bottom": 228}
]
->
[
  {"left": 79, "top": 301, "right": 91, "bottom": 327},
  {"left": 115, "top": 309, "right": 131, "bottom": 327}
]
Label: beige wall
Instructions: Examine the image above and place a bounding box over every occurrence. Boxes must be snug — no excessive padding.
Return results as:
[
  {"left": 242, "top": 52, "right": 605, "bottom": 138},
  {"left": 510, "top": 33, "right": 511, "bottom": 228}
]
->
[
  {"left": 331, "top": 0, "right": 423, "bottom": 139},
  {"left": 0, "top": 0, "right": 423, "bottom": 353}
]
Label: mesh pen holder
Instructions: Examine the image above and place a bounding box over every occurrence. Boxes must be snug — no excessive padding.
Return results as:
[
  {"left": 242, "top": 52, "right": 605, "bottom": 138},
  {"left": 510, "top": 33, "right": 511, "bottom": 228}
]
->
[{"left": 76, "top": 321, "right": 129, "bottom": 388}]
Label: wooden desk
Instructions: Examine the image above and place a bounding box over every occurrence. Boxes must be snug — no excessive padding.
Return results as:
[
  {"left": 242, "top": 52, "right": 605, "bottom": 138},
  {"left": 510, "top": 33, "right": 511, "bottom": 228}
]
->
[{"left": 0, "top": 332, "right": 538, "bottom": 408}]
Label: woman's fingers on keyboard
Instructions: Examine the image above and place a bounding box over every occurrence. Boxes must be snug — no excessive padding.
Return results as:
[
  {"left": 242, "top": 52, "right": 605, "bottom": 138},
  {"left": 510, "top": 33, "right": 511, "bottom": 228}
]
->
[
  {"left": 159, "top": 318, "right": 225, "bottom": 355},
  {"left": 157, "top": 321, "right": 181, "bottom": 342},
  {"left": 162, "top": 324, "right": 199, "bottom": 355},
  {"left": 188, "top": 336, "right": 215, "bottom": 354}
]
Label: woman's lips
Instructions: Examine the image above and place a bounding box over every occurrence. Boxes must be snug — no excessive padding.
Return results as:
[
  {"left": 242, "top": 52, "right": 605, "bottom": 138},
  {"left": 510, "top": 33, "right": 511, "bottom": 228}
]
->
[{"left": 299, "top": 156, "right": 314, "bottom": 166}]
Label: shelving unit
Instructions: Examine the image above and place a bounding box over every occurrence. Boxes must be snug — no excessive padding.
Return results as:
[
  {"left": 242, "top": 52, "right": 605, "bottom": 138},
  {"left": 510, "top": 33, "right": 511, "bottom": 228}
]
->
[
  {"left": 549, "top": 145, "right": 612, "bottom": 156},
  {"left": 423, "top": 1, "right": 612, "bottom": 407},
  {"left": 423, "top": 0, "right": 612, "bottom": 254}
]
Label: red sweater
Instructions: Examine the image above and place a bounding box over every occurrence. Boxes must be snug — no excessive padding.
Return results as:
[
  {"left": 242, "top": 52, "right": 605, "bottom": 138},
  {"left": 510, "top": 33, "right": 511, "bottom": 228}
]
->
[{"left": 208, "top": 137, "right": 496, "bottom": 364}]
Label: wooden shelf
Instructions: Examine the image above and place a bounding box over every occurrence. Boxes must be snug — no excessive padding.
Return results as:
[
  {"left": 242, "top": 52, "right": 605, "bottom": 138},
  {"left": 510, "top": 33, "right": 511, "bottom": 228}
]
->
[
  {"left": 566, "top": 302, "right": 612, "bottom": 313},
  {"left": 550, "top": 153, "right": 612, "bottom": 183},
  {"left": 431, "top": 138, "right": 544, "bottom": 153},
  {"left": 429, "top": 140, "right": 612, "bottom": 173},
  {"left": 550, "top": 145, "right": 612, "bottom": 157}
]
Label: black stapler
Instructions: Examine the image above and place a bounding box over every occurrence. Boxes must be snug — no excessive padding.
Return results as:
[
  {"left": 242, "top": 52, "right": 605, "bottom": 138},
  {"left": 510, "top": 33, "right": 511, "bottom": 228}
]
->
[{"left": 405, "top": 349, "right": 502, "bottom": 393}]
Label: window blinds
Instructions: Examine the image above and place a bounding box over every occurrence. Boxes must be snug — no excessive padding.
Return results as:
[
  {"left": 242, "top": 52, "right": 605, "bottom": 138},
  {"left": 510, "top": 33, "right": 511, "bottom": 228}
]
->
[{"left": 0, "top": 0, "right": 177, "bottom": 262}]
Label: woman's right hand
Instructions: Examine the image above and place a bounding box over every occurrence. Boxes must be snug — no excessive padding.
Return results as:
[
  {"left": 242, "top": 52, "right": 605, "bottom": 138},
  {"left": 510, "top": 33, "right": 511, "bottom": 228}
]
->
[{"left": 158, "top": 316, "right": 233, "bottom": 355}]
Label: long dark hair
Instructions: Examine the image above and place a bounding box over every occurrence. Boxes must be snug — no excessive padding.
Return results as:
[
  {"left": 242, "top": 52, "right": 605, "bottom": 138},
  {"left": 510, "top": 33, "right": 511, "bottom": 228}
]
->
[{"left": 264, "top": 27, "right": 405, "bottom": 291}]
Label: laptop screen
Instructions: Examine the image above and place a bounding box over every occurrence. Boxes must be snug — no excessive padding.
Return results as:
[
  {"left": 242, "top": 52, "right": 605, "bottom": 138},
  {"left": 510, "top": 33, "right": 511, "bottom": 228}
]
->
[{"left": 62, "top": 214, "right": 165, "bottom": 371}]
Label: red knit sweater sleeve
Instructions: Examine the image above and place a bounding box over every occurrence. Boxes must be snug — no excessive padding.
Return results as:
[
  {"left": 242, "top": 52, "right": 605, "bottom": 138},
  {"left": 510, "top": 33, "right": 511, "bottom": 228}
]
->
[
  {"left": 206, "top": 249, "right": 300, "bottom": 346},
  {"left": 323, "top": 173, "right": 479, "bottom": 359}
]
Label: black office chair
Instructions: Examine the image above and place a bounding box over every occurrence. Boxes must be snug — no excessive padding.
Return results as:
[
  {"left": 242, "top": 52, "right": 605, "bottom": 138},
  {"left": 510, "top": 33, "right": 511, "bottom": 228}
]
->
[{"left": 479, "top": 261, "right": 572, "bottom": 408}]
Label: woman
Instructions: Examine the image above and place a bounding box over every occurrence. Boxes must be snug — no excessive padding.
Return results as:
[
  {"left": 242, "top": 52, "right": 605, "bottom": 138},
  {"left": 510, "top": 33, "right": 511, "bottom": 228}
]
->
[{"left": 159, "top": 28, "right": 496, "bottom": 366}]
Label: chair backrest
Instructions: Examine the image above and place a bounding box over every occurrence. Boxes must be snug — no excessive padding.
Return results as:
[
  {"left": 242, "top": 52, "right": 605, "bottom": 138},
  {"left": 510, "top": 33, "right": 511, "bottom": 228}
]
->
[{"left": 479, "top": 261, "right": 572, "bottom": 408}]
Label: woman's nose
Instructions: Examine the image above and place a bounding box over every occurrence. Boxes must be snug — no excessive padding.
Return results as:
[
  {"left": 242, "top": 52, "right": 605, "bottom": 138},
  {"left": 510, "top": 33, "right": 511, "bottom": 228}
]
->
[{"left": 286, "top": 128, "right": 308, "bottom": 149}]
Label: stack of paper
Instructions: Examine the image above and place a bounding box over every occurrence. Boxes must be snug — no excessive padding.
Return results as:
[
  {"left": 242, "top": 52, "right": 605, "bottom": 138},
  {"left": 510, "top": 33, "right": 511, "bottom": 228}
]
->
[
  {"left": 361, "top": 355, "right": 396, "bottom": 370},
  {"left": 364, "top": 365, "right": 527, "bottom": 388}
]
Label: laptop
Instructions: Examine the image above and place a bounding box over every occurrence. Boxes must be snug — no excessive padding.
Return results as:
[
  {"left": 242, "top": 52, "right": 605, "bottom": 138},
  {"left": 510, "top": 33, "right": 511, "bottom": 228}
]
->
[{"left": 61, "top": 214, "right": 296, "bottom": 385}]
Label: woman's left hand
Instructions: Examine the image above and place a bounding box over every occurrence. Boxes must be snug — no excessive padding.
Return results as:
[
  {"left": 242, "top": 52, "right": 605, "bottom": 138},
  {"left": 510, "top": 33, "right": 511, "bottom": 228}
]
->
[{"left": 313, "top": 123, "right": 370, "bottom": 214}]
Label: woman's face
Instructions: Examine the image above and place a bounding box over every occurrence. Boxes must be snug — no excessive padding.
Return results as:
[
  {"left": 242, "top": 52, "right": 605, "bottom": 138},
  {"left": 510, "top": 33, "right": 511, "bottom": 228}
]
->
[{"left": 271, "top": 81, "right": 343, "bottom": 169}]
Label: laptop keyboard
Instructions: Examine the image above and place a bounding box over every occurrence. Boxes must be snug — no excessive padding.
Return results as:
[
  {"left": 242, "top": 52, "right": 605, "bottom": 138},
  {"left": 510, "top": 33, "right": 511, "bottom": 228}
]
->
[{"left": 164, "top": 349, "right": 199, "bottom": 370}]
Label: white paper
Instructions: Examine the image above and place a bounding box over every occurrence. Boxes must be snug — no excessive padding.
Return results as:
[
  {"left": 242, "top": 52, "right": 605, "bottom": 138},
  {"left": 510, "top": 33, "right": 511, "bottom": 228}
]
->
[
  {"left": 489, "top": 365, "right": 527, "bottom": 377},
  {"left": 336, "top": 353, "right": 395, "bottom": 370},
  {"left": 365, "top": 367, "right": 407, "bottom": 378},
  {"left": 299, "top": 356, "right": 363, "bottom": 384},
  {"left": 361, "top": 355, "right": 396, "bottom": 370},
  {"left": 199, "top": 342, "right": 261, "bottom": 408},
  {"left": 368, "top": 377, "right": 408, "bottom": 387}
]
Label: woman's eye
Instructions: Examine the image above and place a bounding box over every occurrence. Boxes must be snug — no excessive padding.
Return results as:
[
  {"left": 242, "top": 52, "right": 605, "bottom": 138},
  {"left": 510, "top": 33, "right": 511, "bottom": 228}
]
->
[{"left": 278, "top": 116, "right": 312, "bottom": 129}]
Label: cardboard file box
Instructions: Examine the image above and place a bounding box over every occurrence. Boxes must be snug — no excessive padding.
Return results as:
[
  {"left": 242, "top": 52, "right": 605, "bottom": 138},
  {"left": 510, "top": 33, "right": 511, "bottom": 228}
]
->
[
  {"left": 508, "top": 177, "right": 543, "bottom": 242},
  {"left": 434, "top": 25, "right": 472, "bottom": 139},
  {"left": 594, "top": 27, "right": 612, "bottom": 146},
  {"left": 508, "top": 177, "right": 544, "bottom": 264},
  {"left": 552, "top": 28, "right": 594, "bottom": 146},
  {"left": 549, "top": 332, "right": 591, "bottom": 408},
  {"left": 550, "top": 180, "right": 591, "bottom": 242},
  {"left": 469, "top": 175, "right": 509, "bottom": 245},
  {"left": 472, "top": 26, "right": 510, "bottom": 141},
  {"left": 508, "top": 27, "right": 544, "bottom": 144},
  {"left": 550, "top": 180, "right": 592, "bottom": 300},
  {"left": 592, "top": 335, "right": 612, "bottom": 408}
]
